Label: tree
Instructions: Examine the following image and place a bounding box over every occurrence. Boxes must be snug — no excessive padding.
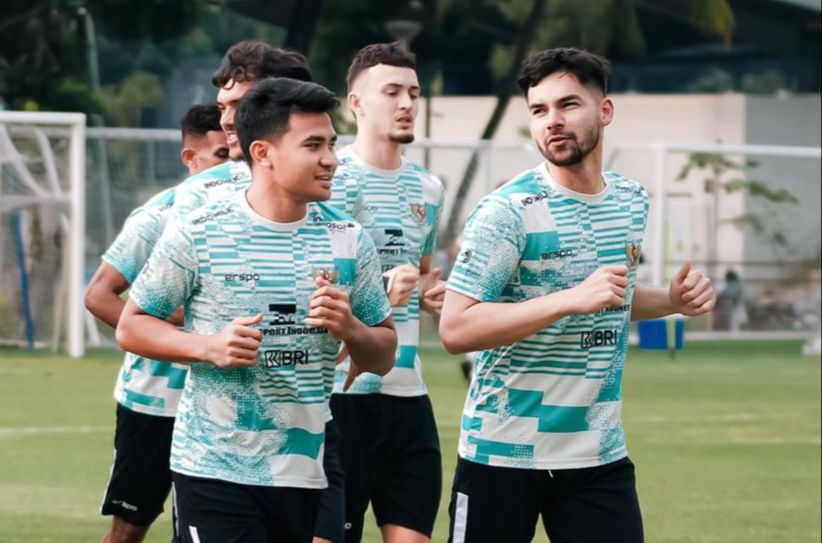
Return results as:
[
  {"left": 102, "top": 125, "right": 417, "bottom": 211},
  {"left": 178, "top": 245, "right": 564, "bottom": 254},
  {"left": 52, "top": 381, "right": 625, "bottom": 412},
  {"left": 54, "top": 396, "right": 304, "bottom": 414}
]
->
[{"left": 440, "top": 0, "right": 736, "bottom": 246}]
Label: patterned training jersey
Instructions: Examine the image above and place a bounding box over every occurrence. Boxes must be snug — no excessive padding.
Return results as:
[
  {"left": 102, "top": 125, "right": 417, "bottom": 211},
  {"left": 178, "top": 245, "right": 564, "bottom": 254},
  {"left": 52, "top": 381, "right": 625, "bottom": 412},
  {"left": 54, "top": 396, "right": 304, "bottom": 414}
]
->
[
  {"left": 173, "top": 160, "right": 251, "bottom": 218},
  {"left": 447, "top": 163, "right": 649, "bottom": 470},
  {"left": 328, "top": 146, "right": 444, "bottom": 397},
  {"left": 129, "top": 191, "right": 391, "bottom": 488},
  {"left": 102, "top": 187, "right": 187, "bottom": 417}
]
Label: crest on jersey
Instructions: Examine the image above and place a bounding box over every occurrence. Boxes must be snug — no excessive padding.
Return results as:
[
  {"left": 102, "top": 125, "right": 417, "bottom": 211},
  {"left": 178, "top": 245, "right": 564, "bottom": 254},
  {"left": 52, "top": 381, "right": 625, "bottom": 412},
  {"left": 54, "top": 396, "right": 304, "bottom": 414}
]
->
[
  {"left": 409, "top": 203, "right": 426, "bottom": 224},
  {"left": 311, "top": 266, "right": 339, "bottom": 284},
  {"left": 625, "top": 241, "right": 642, "bottom": 269}
]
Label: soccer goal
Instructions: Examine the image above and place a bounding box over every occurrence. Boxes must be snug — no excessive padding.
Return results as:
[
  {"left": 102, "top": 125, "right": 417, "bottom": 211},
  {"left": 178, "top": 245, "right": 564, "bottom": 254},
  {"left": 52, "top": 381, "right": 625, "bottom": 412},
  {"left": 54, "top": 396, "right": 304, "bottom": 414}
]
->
[{"left": 0, "top": 111, "right": 86, "bottom": 357}]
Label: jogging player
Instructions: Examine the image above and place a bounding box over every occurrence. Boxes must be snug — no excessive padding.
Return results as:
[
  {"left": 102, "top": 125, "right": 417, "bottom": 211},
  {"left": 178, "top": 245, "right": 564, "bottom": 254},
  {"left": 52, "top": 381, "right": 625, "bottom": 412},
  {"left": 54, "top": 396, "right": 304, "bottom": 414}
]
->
[
  {"left": 84, "top": 102, "right": 228, "bottom": 543},
  {"left": 117, "top": 77, "right": 397, "bottom": 543},
  {"left": 439, "top": 48, "right": 716, "bottom": 543},
  {"left": 328, "top": 43, "right": 445, "bottom": 543}
]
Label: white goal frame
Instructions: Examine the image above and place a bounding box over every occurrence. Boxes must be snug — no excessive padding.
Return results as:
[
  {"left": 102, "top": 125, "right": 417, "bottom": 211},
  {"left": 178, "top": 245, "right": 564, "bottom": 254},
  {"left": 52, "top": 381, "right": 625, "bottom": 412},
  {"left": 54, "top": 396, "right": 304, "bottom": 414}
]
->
[{"left": 0, "top": 111, "right": 86, "bottom": 357}]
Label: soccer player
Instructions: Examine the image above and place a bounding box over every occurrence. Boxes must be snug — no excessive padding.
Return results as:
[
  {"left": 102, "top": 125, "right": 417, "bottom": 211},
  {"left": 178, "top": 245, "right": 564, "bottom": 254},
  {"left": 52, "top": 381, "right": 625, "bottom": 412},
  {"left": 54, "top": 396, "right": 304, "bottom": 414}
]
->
[
  {"left": 179, "top": 103, "right": 229, "bottom": 175},
  {"left": 116, "top": 77, "right": 397, "bottom": 543},
  {"left": 171, "top": 41, "right": 311, "bottom": 216},
  {"left": 84, "top": 103, "right": 230, "bottom": 543},
  {"left": 439, "top": 48, "right": 716, "bottom": 543},
  {"left": 170, "top": 41, "right": 351, "bottom": 543},
  {"left": 327, "top": 43, "right": 445, "bottom": 543}
]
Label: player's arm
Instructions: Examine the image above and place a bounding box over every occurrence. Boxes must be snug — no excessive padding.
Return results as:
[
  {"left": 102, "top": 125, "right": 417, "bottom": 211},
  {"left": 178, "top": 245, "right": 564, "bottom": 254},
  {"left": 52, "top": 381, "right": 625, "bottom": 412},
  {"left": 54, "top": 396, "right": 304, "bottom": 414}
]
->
[
  {"left": 419, "top": 255, "right": 444, "bottom": 315},
  {"left": 84, "top": 263, "right": 129, "bottom": 329},
  {"left": 631, "top": 261, "right": 716, "bottom": 321},
  {"left": 440, "top": 265, "right": 629, "bottom": 354},
  {"left": 117, "top": 301, "right": 261, "bottom": 367}
]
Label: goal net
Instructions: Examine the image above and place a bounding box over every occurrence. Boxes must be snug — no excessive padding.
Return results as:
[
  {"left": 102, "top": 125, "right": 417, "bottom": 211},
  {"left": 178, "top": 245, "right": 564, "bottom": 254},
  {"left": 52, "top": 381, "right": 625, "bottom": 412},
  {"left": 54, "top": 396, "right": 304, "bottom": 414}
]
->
[{"left": 0, "top": 111, "right": 86, "bottom": 357}]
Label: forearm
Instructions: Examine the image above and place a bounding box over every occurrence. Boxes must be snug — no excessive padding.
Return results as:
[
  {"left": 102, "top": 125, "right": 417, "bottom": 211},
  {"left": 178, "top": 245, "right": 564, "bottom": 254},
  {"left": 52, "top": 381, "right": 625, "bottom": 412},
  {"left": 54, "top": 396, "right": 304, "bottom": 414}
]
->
[
  {"left": 343, "top": 320, "right": 397, "bottom": 376},
  {"left": 440, "top": 291, "right": 573, "bottom": 354},
  {"left": 85, "top": 285, "right": 126, "bottom": 329},
  {"left": 117, "top": 307, "right": 209, "bottom": 363},
  {"left": 631, "top": 285, "right": 675, "bottom": 321}
]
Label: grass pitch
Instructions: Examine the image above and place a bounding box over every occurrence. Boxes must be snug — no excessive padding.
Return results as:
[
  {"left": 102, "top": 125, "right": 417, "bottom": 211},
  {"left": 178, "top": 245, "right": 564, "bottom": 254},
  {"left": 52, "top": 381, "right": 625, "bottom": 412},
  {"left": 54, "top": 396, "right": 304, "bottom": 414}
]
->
[{"left": 0, "top": 341, "right": 819, "bottom": 542}]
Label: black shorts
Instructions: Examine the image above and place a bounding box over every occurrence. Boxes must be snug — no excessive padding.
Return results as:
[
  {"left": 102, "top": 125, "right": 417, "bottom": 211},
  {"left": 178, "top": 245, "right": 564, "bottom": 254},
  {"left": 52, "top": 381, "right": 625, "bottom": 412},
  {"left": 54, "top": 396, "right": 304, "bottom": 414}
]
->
[
  {"left": 315, "top": 418, "right": 345, "bottom": 542},
  {"left": 100, "top": 403, "right": 175, "bottom": 527},
  {"left": 330, "top": 393, "right": 442, "bottom": 542},
  {"left": 447, "top": 456, "right": 644, "bottom": 543},
  {"left": 172, "top": 472, "right": 321, "bottom": 543}
]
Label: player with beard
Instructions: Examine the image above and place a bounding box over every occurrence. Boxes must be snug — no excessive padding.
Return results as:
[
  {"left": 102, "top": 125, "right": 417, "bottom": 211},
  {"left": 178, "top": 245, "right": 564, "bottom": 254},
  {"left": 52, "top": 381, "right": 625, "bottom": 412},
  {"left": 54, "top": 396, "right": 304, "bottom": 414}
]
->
[
  {"left": 439, "top": 48, "right": 716, "bottom": 543},
  {"left": 326, "top": 43, "right": 445, "bottom": 543}
]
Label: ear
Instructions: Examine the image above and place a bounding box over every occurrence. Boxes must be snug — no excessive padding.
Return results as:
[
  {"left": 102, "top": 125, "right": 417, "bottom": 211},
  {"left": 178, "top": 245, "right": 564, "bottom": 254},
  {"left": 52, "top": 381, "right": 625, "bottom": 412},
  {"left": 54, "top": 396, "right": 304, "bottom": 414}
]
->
[
  {"left": 180, "top": 147, "right": 196, "bottom": 170},
  {"left": 600, "top": 97, "right": 614, "bottom": 127},
  {"left": 348, "top": 91, "right": 363, "bottom": 119},
  {"left": 249, "top": 140, "right": 273, "bottom": 168}
]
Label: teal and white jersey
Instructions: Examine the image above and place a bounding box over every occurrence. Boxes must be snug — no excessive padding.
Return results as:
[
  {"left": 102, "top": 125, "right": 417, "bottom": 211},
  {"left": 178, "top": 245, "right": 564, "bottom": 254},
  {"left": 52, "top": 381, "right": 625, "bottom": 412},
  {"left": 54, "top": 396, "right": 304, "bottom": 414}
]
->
[
  {"left": 129, "top": 191, "right": 391, "bottom": 488},
  {"left": 447, "top": 163, "right": 649, "bottom": 470},
  {"left": 328, "top": 146, "right": 444, "bottom": 397},
  {"left": 102, "top": 187, "right": 187, "bottom": 418},
  {"left": 172, "top": 160, "right": 251, "bottom": 218}
]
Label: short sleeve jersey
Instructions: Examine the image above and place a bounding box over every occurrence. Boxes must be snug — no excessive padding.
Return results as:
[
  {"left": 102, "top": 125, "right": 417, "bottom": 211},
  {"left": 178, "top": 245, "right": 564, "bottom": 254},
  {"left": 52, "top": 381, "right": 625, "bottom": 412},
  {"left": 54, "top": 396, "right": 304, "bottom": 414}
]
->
[
  {"left": 328, "top": 146, "right": 444, "bottom": 397},
  {"left": 447, "top": 163, "right": 649, "bottom": 470},
  {"left": 129, "top": 191, "right": 391, "bottom": 488},
  {"left": 102, "top": 187, "right": 187, "bottom": 417}
]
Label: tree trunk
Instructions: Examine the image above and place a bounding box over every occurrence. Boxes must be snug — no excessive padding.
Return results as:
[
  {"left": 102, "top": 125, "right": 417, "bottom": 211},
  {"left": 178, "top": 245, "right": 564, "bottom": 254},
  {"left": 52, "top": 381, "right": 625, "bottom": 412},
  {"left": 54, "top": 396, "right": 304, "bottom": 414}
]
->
[{"left": 441, "top": 0, "right": 548, "bottom": 247}]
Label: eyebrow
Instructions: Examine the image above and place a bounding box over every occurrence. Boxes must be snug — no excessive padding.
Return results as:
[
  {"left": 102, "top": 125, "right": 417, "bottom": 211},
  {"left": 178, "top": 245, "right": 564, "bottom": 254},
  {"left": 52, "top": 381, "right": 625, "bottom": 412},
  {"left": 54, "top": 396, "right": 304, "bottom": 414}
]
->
[
  {"left": 303, "top": 134, "right": 338, "bottom": 144},
  {"left": 383, "top": 83, "right": 420, "bottom": 92}
]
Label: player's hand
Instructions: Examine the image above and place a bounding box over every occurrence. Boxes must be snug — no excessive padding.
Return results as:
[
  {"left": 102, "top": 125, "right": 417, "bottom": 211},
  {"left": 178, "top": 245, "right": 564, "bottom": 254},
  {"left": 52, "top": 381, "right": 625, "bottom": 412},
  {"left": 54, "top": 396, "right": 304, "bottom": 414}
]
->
[
  {"left": 342, "top": 360, "right": 363, "bottom": 392},
  {"left": 306, "top": 277, "right": 357, "bottom": 341},
  {"left": 566, "top": 265, "right": 629, "bottom": 314},
  {"left": 205, "top": 314, "right": 262, "bottom": 368},
  {"left": 384, "top": 264, "right": 420, "bottom": 306},
  {"left": 669, "top": 261, "right": 716, "bottom": 316},
  {"left": 420, "top": 268, "right": 445, "bottom": 315}
]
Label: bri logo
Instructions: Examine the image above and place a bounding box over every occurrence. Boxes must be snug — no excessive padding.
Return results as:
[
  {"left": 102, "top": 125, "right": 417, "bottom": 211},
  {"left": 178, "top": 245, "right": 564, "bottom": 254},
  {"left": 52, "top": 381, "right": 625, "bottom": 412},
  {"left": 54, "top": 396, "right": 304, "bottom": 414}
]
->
[{"left": 580, "top": 330, "right": 619, "bottom": 349}]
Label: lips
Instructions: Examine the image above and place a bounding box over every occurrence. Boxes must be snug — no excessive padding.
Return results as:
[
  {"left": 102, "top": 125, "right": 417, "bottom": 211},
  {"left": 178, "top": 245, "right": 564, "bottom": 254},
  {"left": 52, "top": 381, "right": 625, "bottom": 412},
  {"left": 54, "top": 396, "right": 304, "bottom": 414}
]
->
[{"left": 547, "top": 135, "right": 572, "bottom": 145}]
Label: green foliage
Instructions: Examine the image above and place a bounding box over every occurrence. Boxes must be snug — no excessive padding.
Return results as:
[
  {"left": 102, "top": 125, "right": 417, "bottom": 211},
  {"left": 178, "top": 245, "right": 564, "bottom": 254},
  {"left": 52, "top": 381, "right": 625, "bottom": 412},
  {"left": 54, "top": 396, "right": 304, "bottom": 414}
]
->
[
  {"left": 99, "top": 71, "right": 163, "bottom": 127},
  {"left": 742, "top": 70, "right": 786, "bottom": 95},
  {"left": 676, "top": 152, "right": 799, "bottom": 252},
  {"left": 689, "top": 0, "right": 736, "bottom": 45}
]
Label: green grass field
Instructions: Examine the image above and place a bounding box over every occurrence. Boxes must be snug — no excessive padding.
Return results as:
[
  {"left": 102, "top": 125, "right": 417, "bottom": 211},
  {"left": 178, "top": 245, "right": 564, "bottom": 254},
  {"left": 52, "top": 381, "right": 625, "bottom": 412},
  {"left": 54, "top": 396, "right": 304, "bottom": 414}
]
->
[{"left": 0, "top": 341, "right": 819, "bottom": 542}]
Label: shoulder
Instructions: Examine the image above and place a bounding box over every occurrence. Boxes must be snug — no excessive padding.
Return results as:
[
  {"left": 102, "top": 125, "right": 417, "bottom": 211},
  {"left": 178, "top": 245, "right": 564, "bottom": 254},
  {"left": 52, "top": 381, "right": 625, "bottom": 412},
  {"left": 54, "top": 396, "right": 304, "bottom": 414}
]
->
[
  {"left": 606, "top": 171, "right": 649, "bottom": 202},
  {"left": 182, "top": 196, "right": 240, "bottom": 229}
]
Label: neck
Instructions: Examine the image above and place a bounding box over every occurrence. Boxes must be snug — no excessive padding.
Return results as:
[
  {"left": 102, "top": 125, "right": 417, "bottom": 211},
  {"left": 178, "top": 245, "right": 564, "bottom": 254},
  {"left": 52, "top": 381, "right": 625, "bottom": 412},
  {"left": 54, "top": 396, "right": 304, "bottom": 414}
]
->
[
  {"left": 246, "top": 173, "right": 307, "bottom": 223},
  {"left": 351, "top": 131, "right": 403, "bottom": 170},
  {"left": 545, "top": 146, "right": 605, "bottom": 194}
]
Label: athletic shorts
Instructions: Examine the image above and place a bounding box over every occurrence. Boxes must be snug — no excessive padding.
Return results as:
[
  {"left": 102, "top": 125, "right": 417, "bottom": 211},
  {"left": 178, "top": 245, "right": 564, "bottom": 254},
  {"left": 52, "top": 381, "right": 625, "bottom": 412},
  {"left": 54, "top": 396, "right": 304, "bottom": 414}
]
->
[
  {"left": 447, "top": 456, "right": 644, "bottom": 543},
  {"left": 100, "top": 403, "right": 175, "bottom": 526},
  {"left": 172, "top": 472, "right": 321, "bottom": 543},
  {"left": 314, "top": 418, "right": 345, "bottom": 542},
  {"left": 330, "top": 393, "right": 442, "bottom": 542}
]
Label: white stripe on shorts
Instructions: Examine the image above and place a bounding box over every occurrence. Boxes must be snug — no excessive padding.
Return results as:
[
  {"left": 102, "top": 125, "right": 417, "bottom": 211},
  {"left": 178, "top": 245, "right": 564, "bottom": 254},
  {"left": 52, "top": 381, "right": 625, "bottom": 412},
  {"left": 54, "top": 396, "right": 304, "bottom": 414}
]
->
[
  {"left": 453, "top": 491, "right": 469, "bottom": 543},
  {"left": 188, "top": 525, "right": 202, "bottom": 543}
]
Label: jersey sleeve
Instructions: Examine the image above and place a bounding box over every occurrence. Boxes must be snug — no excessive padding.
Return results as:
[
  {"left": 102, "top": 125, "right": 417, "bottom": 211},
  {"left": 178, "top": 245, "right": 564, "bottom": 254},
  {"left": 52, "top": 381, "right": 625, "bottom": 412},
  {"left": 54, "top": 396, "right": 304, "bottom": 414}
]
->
[
  {"left": 129, "top": 217, "right": 199, "bottom": 319},
  {"left": 350, "top": 227, "right": 392, "bottom": 327},
  {"left": 101, "top": 207, "right": 167, "bottom": 284},
  {"left": 421, "top": 176, "right": 445, "bottom": 258},
  {"left": 446, "top": 195, "right": 524, "bottom": 302}
]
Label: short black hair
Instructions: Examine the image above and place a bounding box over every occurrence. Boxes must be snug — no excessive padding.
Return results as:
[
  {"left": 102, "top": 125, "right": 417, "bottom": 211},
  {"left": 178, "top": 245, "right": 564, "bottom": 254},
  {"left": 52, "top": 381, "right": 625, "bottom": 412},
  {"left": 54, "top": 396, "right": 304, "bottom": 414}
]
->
[
  {"left": 235, "top": 77, "right": 338, "bottom": 165},
  {"left": 346, "top": 42, "right": 416, "bottom": 91},
  {"left": 212, "top": 40, "right": 312, "bottom": 88},
  {"left": 179, "top": 103, "right": 222, "bottom": 141},
  {"left": 518, "top": 48, "right": 611, "bottom": 96}
]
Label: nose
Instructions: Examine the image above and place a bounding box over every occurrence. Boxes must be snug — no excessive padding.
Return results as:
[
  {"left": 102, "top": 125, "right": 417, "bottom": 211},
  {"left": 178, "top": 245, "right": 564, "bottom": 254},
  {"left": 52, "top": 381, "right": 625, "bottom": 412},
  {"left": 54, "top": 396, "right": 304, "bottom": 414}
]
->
[
  {"left": 545, "top": 108, "right": 564, "bottom": 131},
  {"left": 320, "top": 148, "right": 337, "bottom": 168},
  {"left": 398, "top": 92, "right": 413, "bottom": 111}
]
